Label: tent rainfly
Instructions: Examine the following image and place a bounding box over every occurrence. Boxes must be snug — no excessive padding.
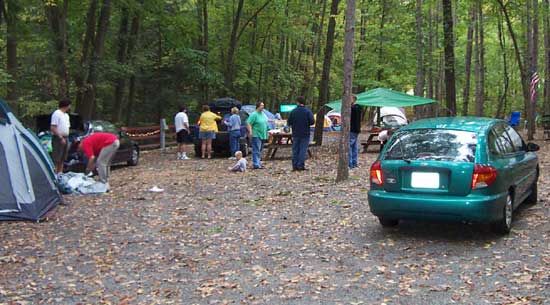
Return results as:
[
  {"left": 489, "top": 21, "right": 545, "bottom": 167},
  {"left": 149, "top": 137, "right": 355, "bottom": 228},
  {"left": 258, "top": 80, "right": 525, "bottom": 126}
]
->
[
  {"left": 326, "top": 88, "right": 437, "bottom": 111},
  {"left": 0, "top": 100, "right": 62, "bottom": 221}
]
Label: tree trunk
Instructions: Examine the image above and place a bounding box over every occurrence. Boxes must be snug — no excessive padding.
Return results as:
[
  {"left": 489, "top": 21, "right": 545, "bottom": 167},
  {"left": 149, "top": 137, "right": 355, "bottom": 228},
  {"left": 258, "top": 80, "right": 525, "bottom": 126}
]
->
[
  {"left": 44, "top": 0, "right": 69, "bottom": 99},
  {"left": 497, "top": 0, "right": 533, "bottom": 140},
  {"left": 199, "top": 0, "right": 209, "bottom": 104},
  {"left": 6, "top": 0, "right": 18, "bottom": 104},
  {"left": 224, "top": 0, "right": 273, "bottom": 95},
  {"left": 81, "top": 0, "right": 112, "bottom": 121},
  {"left": 313, "top": 0, "right": 340, "bottom": 145},
  {"left": 474, "top": 0, "right": 485, "bottom": 117},
  {"left": 496, "top": 11, "right": 509, "bottom": 119},
  {"left": 307, "top": 0, "right": 327, "bottom": 107},
  {"left": 112, "top": 6, "right": 129, "bottom": 123},
  {"left": 529, "top": 0, "right": 538, "bottom": 137},
  {"left": 125, "top": 8, "right": 141, "bottom": 126},
  {"left": 544, "top": 0, "right": 550, "bottom": 115},
  {"left": 75, "top": 0, "right": 98, "bottom": 114},
  {"left": 442, "top": 0, "right": 456, "bottom": 116},
  {"left": 336, "top": 0, "right": 356, "bottom": 183},
  {"left": 376, "top": 0, "right": 388, "bottom": 82},
  {"left": 414, "top": 0, "right": 424, "bottom": 97},
  {"left": 414, "top": 0, "right": 425, "bottom": 118},
  {"left": 462, "top": 8, "right": 474, "bottom": 116},
  {"left": 427, "top": 4, "right": 434, "bottom": 100}
]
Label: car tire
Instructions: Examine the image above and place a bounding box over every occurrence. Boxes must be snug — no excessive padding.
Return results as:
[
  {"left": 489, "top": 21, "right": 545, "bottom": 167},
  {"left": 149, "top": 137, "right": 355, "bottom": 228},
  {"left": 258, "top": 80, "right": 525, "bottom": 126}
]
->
[
  {"left": 492, "top": 193, "right": 513, "bottom": 235},
  {"left": 127, "top": 145, "right": 140, "bottom": 166},
  {"left": 378, "top": 217, "right": 399, "bottom": 227},
  {"left": 525, "top": 182, "right": 538, "bottom": 205},
  {"left": 240, "top": 143, "right": 248, "bottom": 157}
]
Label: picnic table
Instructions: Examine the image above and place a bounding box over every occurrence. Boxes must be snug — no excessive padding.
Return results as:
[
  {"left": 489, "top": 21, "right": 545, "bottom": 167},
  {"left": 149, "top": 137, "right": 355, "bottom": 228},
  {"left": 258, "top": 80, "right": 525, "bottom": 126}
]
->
[
  {"left": 264, "top": 132, "right": 316, "bottom": 159},
  {"left": 361, "top": 128, "right": 383, "bottom": 153}
]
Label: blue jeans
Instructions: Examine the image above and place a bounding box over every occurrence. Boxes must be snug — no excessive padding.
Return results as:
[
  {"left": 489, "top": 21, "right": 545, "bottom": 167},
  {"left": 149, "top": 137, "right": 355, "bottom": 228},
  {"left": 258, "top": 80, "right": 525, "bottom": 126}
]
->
[
  {"left": 229, "top": 130, "right": 241, "bottom": 156},
  {"left": 292, "top": 136, "right": 309, "bottom": 169},
  {"left": 349, "top": 132, "right": 359, "bottom": 168},
  {"left": 251, "top": 137, "right": 263, "bottom": 168}
]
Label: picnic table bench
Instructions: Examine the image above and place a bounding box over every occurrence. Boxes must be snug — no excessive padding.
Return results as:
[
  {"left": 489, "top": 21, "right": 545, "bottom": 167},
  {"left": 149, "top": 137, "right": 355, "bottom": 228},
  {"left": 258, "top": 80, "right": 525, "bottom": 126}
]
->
[
  {"left": 361, "top": 129, "right": 383, "bottom": 153},
  {"left": 264, "top": 132, "right": 317, "bottom": 159}
]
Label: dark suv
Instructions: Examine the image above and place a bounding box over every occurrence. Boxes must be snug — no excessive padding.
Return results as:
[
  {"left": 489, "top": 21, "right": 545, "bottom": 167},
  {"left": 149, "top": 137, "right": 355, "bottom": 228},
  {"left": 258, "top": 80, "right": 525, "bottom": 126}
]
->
[{"left": 190, "top": 98, "right": 250, "bottom": 157}]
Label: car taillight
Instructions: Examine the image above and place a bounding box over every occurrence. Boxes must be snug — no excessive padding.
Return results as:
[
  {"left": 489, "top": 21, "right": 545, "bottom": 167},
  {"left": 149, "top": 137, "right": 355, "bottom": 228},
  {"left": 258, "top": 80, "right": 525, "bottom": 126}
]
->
[
  {"left": 471, "top": 164, "right": 497, "bottom": 189},
  {"left": 370, "top": 160, "right": 384, "bottom": 185}
]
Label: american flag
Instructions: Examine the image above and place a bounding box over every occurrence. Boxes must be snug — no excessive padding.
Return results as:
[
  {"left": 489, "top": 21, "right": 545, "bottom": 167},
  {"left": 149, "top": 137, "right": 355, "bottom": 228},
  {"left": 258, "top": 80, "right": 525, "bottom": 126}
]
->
[{"left": 530, "top": 72, "right": 540, "bottom": 103}]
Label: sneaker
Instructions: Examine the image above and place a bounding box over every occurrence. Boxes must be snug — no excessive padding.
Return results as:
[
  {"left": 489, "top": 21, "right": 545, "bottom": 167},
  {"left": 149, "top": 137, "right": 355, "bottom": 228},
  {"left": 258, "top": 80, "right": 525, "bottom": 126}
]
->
[
  {"left": 177, "top": 153, "right": 182, "bottom": 160},
  {"left": 228, "top": 157, "right": 236, "bottom": 160},
  {"left": 181, "top": 155, "right": 190, "bottom": 160}
]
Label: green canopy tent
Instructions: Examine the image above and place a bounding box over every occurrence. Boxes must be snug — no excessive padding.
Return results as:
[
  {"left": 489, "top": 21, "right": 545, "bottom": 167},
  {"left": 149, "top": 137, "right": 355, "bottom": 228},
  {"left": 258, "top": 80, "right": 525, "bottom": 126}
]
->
[{"left": 325, "top": 88, "right": 437, "bottom": 111}]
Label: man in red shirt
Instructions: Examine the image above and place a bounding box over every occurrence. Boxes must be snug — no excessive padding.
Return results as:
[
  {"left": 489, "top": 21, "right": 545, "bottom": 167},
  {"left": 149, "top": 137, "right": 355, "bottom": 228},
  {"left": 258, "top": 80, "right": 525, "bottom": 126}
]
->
[{"left": 79, "top": 132, "right": 120, "bottom": 190}]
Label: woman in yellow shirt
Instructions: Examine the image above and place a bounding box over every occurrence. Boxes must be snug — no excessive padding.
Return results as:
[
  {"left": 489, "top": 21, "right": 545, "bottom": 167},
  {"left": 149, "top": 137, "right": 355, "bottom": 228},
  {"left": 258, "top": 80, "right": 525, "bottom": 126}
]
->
[{"left": 199, "top": 105, "right": 222, "bottom": 158}]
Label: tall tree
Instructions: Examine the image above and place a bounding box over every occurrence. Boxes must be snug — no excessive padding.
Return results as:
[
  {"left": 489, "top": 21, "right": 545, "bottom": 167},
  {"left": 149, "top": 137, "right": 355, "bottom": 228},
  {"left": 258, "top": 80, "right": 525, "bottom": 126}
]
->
[
  {"left": 75, "top": 0, "right": 98, "bottom": 113},
  {"left": 313, "top": 0, "right": 340, "bottom": 145},
  {"left": 224, "top": 0, "right": 273, "bottom": 94},
  {"left": 462, "top": 7, "right": 475, "bottom": 116},
  {"left": 544, "top": 0, "right": 550, "bottom": 115},
  {"left": 125, "top": 8, "right": 141, "bottom": 126},
  {"left": 112, "top": 6, "right": 130, "bottom": 123},
  {"left": 474, "top": 0, "right": 485, "bottom": 117},
  {"left": 413, "top": 0, "right": 425, "bottom": 119},
  {"left": 442, "top": 0, "right": 456, "bottom": 116},
  {"left": 5, "top": 0, "right": 18, "bottom": 104},
  {"left": 198, "top": 0, "right": 209, "bottom": 104},
  {"left": 336, "top": 0, "right": 356, "bottom": 183},
  {"left": 497, "top": 0, "right": 534, "bottom": 140},
  {"left": 81, "top": 0, "right": 112, "bottom": 121},
  {"left": 496, "top": 10, "right": 510, "bottom": 118},
  {"left": 528, "top": 0, "right": 539, "bottom": 137},
  {"left": 44, "top": 0, "right": 69, "bottom": 99}
]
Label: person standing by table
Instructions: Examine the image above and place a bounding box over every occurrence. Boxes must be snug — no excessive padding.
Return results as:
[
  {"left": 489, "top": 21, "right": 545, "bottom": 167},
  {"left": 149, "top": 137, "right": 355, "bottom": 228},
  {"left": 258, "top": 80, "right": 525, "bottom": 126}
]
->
[
  {"left": 199, "top": 105, "right": 222, "bottom": 159},
  {"left": 246, "top": 101, "right": 268, "bottom": 169},
  {"left": 50, "top": 99, "right": 71, "bottom": 174},
  {"left": 79, "top": 132, "right": 120, "bottom": 190},
  {"left": 225, "top": 107, "right": 241, "bottom": 159},
  {"left": 349, "top": 95, "right": 362, "bottom": 169},
  {"left": 287, "top": 96, "right": 314, "bottom": 171},
  {"left": 174, "top": 105, "right": 190, "bottom": 160}
]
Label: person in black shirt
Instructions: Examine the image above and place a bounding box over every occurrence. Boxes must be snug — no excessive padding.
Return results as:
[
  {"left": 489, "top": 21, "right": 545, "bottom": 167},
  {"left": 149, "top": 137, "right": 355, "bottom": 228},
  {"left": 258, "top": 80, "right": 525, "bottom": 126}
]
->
[
  {"left": 349, "top": 95, "right": 362, "bottom": 168},
  {"left": 287, "top": 96, "right": 315, "bottom": 171}
]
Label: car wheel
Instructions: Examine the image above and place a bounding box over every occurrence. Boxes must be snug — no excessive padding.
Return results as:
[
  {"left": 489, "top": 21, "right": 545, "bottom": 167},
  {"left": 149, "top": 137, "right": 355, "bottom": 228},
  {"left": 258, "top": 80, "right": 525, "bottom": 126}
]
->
[
  {"left": 378, "top": 217, "right": 399, "bottom": 227},
  {"left": 127, "top": 145, "right": 139, "bottom": 166},
  {"left": 240, "top": 143, "right": 248, "bottom": 157},
  {"left": 492, "top": 193, "right": 513, "bottom": 234},
  {"left": 525, "top": 182, "right": 538, "bottom": 205}
]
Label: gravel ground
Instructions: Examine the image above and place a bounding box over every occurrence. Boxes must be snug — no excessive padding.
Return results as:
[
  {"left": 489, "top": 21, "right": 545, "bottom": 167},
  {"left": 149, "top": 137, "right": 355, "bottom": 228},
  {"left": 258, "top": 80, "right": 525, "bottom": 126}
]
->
[{"left": 1, "top": 133, "right": 549, "bottom": 305}]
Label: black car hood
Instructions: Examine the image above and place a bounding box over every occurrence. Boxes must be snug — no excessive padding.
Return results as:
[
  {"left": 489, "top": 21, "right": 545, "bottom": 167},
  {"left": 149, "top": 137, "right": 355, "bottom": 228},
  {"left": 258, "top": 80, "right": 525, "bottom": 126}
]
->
[{"left": 208, "top": 98, "right": 242, "bottom": 113}]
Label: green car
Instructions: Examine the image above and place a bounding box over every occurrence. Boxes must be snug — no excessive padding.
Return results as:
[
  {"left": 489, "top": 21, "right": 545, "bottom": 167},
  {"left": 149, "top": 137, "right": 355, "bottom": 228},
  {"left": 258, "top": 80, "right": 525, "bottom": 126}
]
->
[{"left": 368, "top": 117, "right": 539, "bottom": 234}]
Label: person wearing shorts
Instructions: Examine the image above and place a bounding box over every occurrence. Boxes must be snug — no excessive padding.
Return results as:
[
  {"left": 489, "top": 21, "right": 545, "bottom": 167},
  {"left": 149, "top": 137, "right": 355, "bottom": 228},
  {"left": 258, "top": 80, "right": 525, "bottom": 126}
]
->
[
  {"left": 198, "top": 105, "right": 221, "bottom": 159},
  {"left": 174, "top": 105, "right": 190, "bottom": 160},
  {"left": 50, "top": 99, "right": 71, "bottom": 174}
]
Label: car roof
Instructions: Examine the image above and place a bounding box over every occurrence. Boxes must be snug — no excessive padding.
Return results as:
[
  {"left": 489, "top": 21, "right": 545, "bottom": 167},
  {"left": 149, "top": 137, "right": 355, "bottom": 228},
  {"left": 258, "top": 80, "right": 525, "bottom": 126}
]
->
[{"left": 400, "top": 116, "right": 504, "bottom": 134}]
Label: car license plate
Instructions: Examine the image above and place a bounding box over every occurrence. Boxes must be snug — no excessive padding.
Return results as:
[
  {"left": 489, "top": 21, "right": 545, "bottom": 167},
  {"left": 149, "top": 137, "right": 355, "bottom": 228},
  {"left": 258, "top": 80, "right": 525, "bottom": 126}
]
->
[{"left": 411, "top": 172, "right": 439, "bottom": 188}]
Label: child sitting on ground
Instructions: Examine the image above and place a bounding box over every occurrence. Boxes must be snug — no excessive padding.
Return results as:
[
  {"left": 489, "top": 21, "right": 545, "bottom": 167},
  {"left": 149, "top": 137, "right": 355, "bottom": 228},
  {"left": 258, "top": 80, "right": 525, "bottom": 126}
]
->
[{"left": 228, "top": 151, "right": 247, "bottom": 172}]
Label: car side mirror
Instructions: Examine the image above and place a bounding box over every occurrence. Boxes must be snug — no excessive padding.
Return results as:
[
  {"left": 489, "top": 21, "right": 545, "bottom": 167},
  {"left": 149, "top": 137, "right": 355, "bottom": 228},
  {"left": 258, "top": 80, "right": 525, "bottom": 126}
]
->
[{"left": 526, "top": 142, "right": 539, "bottom": 152}]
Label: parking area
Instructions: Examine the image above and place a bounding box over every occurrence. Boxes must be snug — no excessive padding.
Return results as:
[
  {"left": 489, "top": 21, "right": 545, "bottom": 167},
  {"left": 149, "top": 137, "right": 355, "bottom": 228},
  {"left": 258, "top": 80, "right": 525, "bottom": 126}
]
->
[{"left": 0, "top": 136, "right": 549, "bottom": 304}]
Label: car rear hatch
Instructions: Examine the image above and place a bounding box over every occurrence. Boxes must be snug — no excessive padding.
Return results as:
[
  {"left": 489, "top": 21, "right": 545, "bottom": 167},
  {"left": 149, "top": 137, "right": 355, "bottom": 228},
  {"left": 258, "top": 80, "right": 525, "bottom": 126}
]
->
[{"left": 380, "top": 129, "right": 478, "bottom": 196}]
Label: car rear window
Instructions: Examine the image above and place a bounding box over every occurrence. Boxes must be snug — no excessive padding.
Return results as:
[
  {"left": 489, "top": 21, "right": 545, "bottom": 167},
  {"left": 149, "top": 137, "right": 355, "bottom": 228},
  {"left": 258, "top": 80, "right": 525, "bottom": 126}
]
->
[{"left": 383, "top": 129, "right": 477, "bottom": 162}]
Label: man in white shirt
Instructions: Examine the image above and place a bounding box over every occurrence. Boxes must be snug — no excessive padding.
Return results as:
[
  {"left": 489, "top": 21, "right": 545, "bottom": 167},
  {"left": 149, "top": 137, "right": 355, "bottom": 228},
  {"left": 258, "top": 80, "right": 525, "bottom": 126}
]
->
[
  {"left": 174, "top": 105, "right": 190, "bottom": 160},
  {"left": 50, "top": 99, "right": 71, "bottom": 173}
]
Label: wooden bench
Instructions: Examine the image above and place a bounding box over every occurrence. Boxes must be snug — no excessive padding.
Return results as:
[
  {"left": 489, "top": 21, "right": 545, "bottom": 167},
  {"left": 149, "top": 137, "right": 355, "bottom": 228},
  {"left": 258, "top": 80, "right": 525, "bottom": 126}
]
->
[
  {"left": 361, "top": 132, "right": 382, "bottom": 153},
  {"left": 264, "top": 133, "right": 317, "bottom": 159}
]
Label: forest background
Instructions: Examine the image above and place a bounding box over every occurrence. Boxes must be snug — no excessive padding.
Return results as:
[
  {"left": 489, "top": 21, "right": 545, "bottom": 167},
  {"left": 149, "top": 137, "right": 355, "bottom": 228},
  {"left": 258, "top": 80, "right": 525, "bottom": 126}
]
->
[{"left": 0, "top": 0, "right": 549, "bottom": 139}]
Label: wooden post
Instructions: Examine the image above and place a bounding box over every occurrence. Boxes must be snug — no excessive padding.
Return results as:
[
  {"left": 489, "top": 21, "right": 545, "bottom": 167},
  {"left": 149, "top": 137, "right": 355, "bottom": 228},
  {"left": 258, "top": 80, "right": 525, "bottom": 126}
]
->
[{"left": 160, "top": 118, "right": 166, "bottom": 152}]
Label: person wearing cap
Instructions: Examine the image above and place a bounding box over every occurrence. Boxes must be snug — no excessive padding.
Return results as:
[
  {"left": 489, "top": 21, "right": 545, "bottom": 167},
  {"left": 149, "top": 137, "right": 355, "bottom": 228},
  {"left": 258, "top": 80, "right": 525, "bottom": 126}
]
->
[{"left": 79, "top": 132, "right": 120, "bottom": 190}]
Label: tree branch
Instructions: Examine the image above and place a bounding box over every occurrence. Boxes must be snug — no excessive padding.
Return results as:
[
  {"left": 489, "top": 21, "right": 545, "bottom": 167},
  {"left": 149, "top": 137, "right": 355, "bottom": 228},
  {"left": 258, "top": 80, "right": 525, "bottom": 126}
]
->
[{"left": 236, "top": 0, "right": 274, "bottom": 42}]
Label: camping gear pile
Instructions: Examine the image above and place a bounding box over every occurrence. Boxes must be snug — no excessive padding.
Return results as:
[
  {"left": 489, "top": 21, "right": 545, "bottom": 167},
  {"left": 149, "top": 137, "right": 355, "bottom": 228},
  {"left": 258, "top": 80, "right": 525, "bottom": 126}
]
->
[{"left": 57, "top": 172, "right": 108, "bottom": 194}]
